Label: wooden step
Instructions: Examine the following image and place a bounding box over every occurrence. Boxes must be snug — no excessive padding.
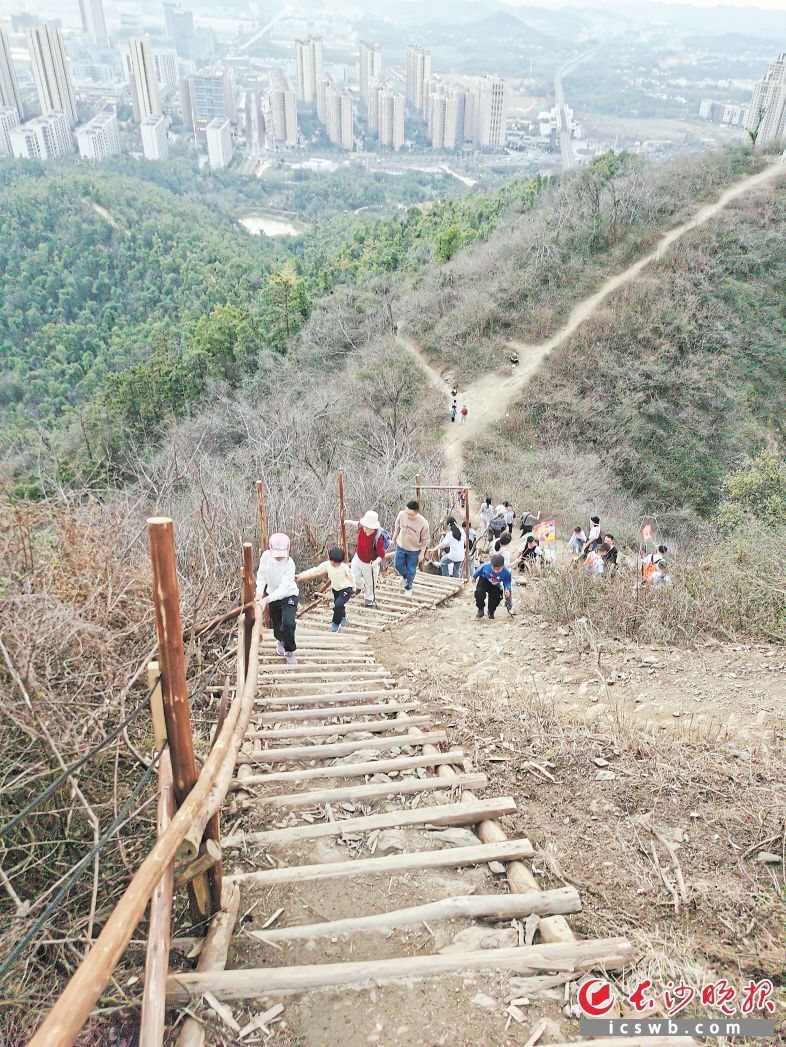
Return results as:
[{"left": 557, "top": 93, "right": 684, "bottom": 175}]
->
[
  {"left": 228, "top": 750, "right": 464, "bottom": 789},
  {"left": 222, "top": 795, "right": 515, "bottom": 848},
  {"left": 238, "top": 771, "right": 487, "bottom": 810},
  {"left": 253, "top": 701, "right": 419, "bottom": 723},
  {"left": 248, "top": 886, "right": 582, "bottom": 942},
  {"left": 247, "top": 715, "right": 432, "bottom": 741},
  {"left": 226, "top": 837, "right": 534, "bottom": 886},
  {"left": 257, "top": 689, "right": 408, "bottom": 707},
  {"left": 236, "top": 731, "right": 448, "bottom": 765},
  {"left": 166, "top": 936, "right": 632, "bottom": 1002}
]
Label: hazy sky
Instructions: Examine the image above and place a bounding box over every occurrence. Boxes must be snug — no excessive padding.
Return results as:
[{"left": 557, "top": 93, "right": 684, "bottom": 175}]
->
[{"left": 505, "top": 0, "right": 786, "bottom": 8}]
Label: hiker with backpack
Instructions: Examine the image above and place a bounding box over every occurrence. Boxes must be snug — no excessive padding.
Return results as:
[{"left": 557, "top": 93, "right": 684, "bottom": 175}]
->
[
  {"left": 256, "top": 532, "right": 299, "bottom": 666},
  {"left": 296, "top": 546, "right": 356, "bottom": 633},
  {"left": 473, "top": 553, "right": 512, "bottom": 620},
  {"left": 392, "top": 499, "right": 430, "bottom": 598},
  {"left": 643, "top": 545, "right": 668, "bottom": 583},
  {"left": 345, "top": 509, "right": 388, "bottom": 607},
  {"left": 429, "top": 516, "right": 465, "bottom": 578}
]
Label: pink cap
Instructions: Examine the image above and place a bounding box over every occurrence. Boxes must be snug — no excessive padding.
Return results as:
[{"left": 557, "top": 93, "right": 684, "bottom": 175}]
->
[{"left": 268, "top": 533, "right": 291, "bottom": 559}]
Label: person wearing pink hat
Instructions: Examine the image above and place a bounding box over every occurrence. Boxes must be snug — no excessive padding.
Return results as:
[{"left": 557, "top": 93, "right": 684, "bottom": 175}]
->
[
  {"left": 345, "top": 509, "right": 387, "bottom": 607},
  {"left": 256, "top": 532, "right": 299, "bottom": 666}
]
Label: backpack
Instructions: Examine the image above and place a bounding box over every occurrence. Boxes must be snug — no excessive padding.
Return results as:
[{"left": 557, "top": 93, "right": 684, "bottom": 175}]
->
[{"left": 372, "top": 527, "right": 392, "bottom": 554}]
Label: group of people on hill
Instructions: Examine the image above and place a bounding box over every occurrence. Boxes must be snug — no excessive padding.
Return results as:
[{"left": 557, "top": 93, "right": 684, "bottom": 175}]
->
[
  {"left": 449, "top": 386, "right": 469, "bottom": 425},
  {"left": 256, "top": 498, "right": 441, "bottom": 665}
]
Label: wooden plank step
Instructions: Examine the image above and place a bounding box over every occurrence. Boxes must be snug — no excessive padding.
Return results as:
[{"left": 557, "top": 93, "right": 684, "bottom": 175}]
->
[
  {"left": 226, "top": 837, "right": 534, "bottom": 885},
  {"left": 254, "top": 701, "right": 420, "bottom": 723},
  {"left": 263, "top": 678, "right": 392, "bottom": 693},
  {"left": 259, "top": 669, "right": 392, "bottom": 681},
  {"left": 257, "top": 689, "right": 409, "bottom": 707},
  {"left": 236, "top": 731, "right": 448, "bottom": 765},
  {"left": 238, "top": 771, "right": 487, "bottom": 810},
  {"left": 228, "top": 750, "right": 464, "bottom": 789},
  {"left": 223, "top": 795, "right": 515, "bottom": 848},
  {"left": 166, "top": 937, "right": 632, "bottom": 1002},
  {"left": 247, "top": 715, "right": 432, "bottom": 741},
  {"left": 248, "top": 886, "right": 582, "bottom": 942}
]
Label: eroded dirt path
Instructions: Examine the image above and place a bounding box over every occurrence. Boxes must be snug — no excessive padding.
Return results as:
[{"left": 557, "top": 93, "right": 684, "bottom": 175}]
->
[{"left": 398, "top": 161, "right": 786, "bottom": 481}]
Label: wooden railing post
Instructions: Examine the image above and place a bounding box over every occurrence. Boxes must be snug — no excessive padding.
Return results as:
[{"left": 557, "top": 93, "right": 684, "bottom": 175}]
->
[
  {"left": 147, "top": 660, "right": 166, "bottom": 752},
  {"left": 415, "top": 473, "right": 422, "bottom": 505},
  {"left": 146, "top": 517, "right": 217, "bottom": 920},
  {"left": 255, "top": 480, "right": 270, "bottom": 628},
  {"left": 242, "top": 542, "right": 256, "bottom": 681},
  {"left": 337, "top": 470, "right": 348, "bottom": 559}
]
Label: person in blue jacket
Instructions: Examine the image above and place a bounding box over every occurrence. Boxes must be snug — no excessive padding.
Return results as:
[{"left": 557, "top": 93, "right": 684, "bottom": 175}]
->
[{"left": 472, "top": 553, "right": 512, "bottom": 620}]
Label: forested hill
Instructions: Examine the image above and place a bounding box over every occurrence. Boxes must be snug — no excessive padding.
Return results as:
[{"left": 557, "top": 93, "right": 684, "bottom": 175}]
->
[{"left": 0, "top": 162, "right": 276, "bottom": 432}]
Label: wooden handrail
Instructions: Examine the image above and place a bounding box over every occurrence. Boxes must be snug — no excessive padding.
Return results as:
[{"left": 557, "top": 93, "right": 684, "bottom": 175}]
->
[{"left": 28, "top": 613, "right": 261, "bottom": 1047}]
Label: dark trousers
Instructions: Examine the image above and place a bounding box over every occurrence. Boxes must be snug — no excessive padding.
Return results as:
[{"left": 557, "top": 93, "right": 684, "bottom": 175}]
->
[
  {"left": 332, "top": 587, "right": 353, "bottom": 625},
  {"left": 269, "top": 595, "right": 298, "bottom": 652},
  {"left": 475, "top": 576, "right": 502, "bottom": 617}
]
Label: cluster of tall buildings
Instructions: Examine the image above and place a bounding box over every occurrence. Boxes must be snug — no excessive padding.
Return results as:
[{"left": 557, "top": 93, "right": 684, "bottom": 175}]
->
[
  {"left": 746, "top": 52, "right": 786, "bottom": 146},
  {"left": 699, "top": 98, "right": 750, "bottom": 127}
]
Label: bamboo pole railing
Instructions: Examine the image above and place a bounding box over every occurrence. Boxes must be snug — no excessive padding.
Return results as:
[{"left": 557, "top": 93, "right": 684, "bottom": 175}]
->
[{"left": 28, "top": 613, "right": 261, "bottom": 1047}]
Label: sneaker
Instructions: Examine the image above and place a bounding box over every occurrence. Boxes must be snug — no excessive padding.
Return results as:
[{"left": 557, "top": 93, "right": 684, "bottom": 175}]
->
[
  {"left": 353, "top": 588, "right": 362, "bottom": 596},
  {"left": 275, "top": 640, "right": 285, "bottom": 657},
  {"left": 488, "top": 613, "right": 495, "bottom": 620},
  {"left": 337, "top": 617, "right": 346, "bottom": 630},
  {"left": 364, "top": 599, "right": 375, "bottom": 607},
  {"left": 285, "top": 652, "right": 298, "bottom": 666},
  {"left": 476, "top": 609, "right": 485, "bottom": 619},
  {"left": 404, "top": 587, "right": 413, "bottom": 599},
  {"left": 329, "top": 622, "right": 340, "bottom": 633}
]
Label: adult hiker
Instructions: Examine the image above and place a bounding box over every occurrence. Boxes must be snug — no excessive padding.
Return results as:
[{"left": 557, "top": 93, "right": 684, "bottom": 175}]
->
[
  {"left": 599, "top": 534, "right": 618, "bottom": 571},
  {"left": 460, "top": 404, "right": 469, "bottom": 425},
  {"left": 296, "top": 546, "right": 355, "bottom": 633},
  {"left": 430, "top": 516, "right": 465, "bottom": 578},
  {"left": 256, "top": 532, "right": 299, "bottom": 666},
  {"left": 451, "top": 385, "right": 458, "bottom": 400},
  {"left": 492, "top": 531, "right": 520, "bottom": 569},
  {"left": 503, "top": 501, "right": 516, "bottom": 535},
  {"left": 462, "top": 520, "right": 478, "bottom": 575},
  {"left": 510, "top": 351, "right": 519, "bottom": 366},
  {"left": 581, "top": 516, "right": 602, "bottom": 557},
  {"left": 479, "top": 496, "right": 494, "bottom": 532},
  {"left": 473, "top": 553, "right": 512, "bottom": 620},
  {"left": 450, "top": 402, "right": 457, "bottom": 423},
  {"left": 344, "top": 509, "right": 387, "bottom": 607},
  {"left": 488, "top": 504, "right": 507, "bottom": 542},
  {"left": 392, "top": 499, "right": 430, "bottom": 597},
  {"left": 518, "top": 534, "right": 539, "bottom": 571},
  {"left": 643, "top": 546, "right": 669, "bottom": 584},
  {"left": 519, "top": 509, "right": 541, "bottom": 537}
]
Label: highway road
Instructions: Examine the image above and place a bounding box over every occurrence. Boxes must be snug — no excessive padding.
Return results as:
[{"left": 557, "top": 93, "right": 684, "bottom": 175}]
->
[{"left": 553, "top": 46, "right": 601, "bottom": 171}]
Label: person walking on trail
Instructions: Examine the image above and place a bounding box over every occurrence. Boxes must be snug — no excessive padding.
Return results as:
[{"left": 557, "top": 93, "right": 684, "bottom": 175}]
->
[
  {"left": 460, "top": 405, "right": 469, "bottom": 425},
  {"left": 256, "top": 532, "right": 299, "bottom": 666},
  {"left": 503, "top": 502, "right": 516, "bottom": 535},
  {"left": 392, "top": 499, "right": 430, "bottom": 598},
  {"left": 479, "top": 497, "right": 494, "bottom": 532},
  {"left": 462, "top": 520, "right": 478, "bottom": 575},
  {"left": 345, "top": 509, "right": 387, "bottom": 607},
  {"left": 519, "top": 509, "right": 541, "bottom": 537},
  {"left": 599, "top": 534, "right": 618, "bottom": 571},
  {"left": 451, "top": 385, "right": 458, "bottom": 400},
  {"left": 643, "top": 545, "right": 669, "bottom": 583},
  {"left": 582, "top": 516, "right": 602, "bottom": 558},
  {"left": 450, "top": 403, "right": 457, "bottom": 423},
  {"left": 651, "top": 559, "right": 673, "bottom": 589},
  {"left": 296, "top": 547, "right": 355, "bottom": 633},
  {"left": 518, "top": 534, "right": 539, "bottom": 571},
  {"left": 493, "top": 531, "right": 520, "bottom": 569},
  {"left": 430, "top": 516, "right": 465, "bottom": 578},
  {"left": 473, "top": 553, "right": 512, "bottom": 620},
  {"left": 568, "top": 526, "right": 586, "bottom": 558}
]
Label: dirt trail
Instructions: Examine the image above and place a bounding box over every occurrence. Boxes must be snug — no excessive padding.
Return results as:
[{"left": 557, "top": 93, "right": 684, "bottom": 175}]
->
[{"left": 398, "top": 161, "right": 786, "bottom": 482}]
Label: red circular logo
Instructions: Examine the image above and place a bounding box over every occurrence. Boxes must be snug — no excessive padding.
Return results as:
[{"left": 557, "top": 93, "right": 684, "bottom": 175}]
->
[{"left": 578, "top": 978, "right": 616, "bottom": 1016}]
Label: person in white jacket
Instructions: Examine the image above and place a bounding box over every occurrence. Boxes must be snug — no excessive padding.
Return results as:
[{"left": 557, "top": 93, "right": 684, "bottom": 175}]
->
[{"left": 256, "top": 532, "right": 299, "bottom": 665}]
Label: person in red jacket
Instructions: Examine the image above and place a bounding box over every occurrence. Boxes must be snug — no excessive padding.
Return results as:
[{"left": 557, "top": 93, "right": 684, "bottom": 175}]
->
[{"left": 345, "top": 509, "right": 386, "bottom": 606}]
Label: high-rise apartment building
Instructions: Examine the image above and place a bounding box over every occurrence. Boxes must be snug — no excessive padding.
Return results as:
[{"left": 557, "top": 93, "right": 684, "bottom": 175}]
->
[
  {"left": 326, "top": 85, "right": 353, "bottom": 150},
  {"left": 747, "top": 52, "right": 786, "bottom": 145},
  {"left": 129, "top": 36, "right": 162, "bottom": 122},
  {"left": 181, "top": 71, "right": 234, "bottom": 132},
  {"left": 316, "top": 72, "right": 333, "bottom": 126},
  {"left": 141, "top": 113, "right": 168, "bottom": 158},
  {"left": 0, "top": 106, "right": 21, "bottom": 155},
  {"left": 9, "top": 110, "right": 72, "bottom": 159},
  {"left": 206, "top": 116, "right": 232, "bottom": 168},
  {"left": 474, "top": 75, "right": 506, "bottom": 149},
  {"left": 79, "top": 0, "right": 109, "bottom": 47},
  {"left": 153, "top": 48, "right": 179, "bottom": 87},
  {"left": 295, "top": 35, "right": 323, "bottom": 104},
  {"left": 164, "top": 4, "right": 197, "bottom": 59},
  {"left": 427, "top": 84, "right": 459, "bottom": 149},
  {"left": 406, "top": 45, "right": 431, "bottom": 114},
  {"left": 378, "top": 87, "right": 404, "bottom": 151},
  {"left": 358, "top": 40, "right": 381, "bottom": 106},
  {"left": 26, "top": 24, "right": 78, "bottom": 127},
  {"left": 269, "top": 71, "right": 298, "bottom": 145},
  {"left": 0, "top": 28, "right": 23, "bottom": 117},
  {"left": 76, "top": 109, "right": 120, "bottom": 159}
]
